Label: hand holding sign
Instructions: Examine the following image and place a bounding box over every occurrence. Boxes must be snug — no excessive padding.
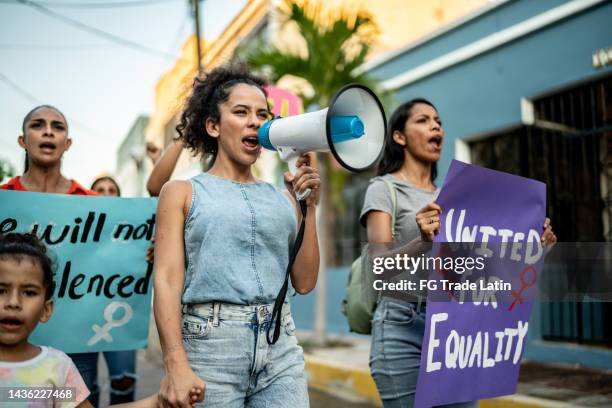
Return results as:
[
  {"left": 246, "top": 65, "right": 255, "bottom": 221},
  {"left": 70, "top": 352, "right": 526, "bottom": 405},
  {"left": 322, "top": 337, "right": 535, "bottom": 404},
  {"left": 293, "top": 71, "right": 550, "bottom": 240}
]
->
[
  {"left": 416, "top": 202, "right": 442, "bottom": 241},
  {"left": 541, "top": 217, "right": 557, "bottom": 250}
]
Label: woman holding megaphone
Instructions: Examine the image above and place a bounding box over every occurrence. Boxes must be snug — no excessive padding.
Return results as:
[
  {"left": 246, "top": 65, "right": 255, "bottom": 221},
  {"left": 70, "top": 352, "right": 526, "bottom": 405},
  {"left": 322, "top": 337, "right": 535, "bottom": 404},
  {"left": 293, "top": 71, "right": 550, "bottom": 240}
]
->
[{"left": 153, "top": 63, "right": 320, "bottom": 408}]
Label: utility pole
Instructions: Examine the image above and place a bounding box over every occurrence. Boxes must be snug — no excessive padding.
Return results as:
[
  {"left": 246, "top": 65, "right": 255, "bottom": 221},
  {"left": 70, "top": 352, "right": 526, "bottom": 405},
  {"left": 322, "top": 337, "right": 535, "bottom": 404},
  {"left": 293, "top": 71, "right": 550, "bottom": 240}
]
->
[
  {"left": 313, "top": 159, "right": 328, "bottom": 345},
  {"left": 191, "top": 0, "right": 203, "bottom": 73}
]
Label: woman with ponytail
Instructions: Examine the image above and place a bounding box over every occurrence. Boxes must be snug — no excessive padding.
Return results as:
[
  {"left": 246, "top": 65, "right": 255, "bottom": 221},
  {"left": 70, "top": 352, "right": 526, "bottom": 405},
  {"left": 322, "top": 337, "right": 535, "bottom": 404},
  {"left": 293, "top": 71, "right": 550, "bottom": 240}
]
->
[{"left": 360, "top": 99, "right": 477, "bottom": 407}]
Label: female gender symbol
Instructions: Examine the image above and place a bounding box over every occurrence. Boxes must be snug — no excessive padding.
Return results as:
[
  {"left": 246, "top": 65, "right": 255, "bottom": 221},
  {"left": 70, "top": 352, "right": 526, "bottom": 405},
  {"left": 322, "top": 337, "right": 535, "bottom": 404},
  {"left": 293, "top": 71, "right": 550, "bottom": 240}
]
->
[
  {"left": 87, "top": 301, "right": 134, "bottom": 346},
  {"left": 508, "top": 266, "right": 538, "bottom": 311}
]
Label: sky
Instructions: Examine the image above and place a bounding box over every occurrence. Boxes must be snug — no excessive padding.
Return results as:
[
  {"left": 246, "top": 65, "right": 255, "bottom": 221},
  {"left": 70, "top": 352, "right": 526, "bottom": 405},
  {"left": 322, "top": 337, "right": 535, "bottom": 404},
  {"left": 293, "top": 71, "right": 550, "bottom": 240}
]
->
[{"left": 0, "top": 0, "right": 247, "bottom": 186}]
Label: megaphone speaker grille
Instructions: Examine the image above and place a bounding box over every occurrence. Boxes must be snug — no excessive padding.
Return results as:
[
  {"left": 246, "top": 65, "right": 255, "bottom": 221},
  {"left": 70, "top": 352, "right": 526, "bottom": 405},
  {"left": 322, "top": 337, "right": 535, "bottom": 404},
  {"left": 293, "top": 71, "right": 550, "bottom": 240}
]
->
[{"left": 326, "top": 84, "right": 386, "bottom": 172}]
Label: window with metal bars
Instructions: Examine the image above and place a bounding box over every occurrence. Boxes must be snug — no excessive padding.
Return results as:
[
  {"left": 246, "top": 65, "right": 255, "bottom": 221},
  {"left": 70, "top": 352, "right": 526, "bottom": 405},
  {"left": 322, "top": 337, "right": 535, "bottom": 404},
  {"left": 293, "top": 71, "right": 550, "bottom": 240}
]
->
[{"left": 470, "top": 74, "right": 612, "bottom": 346}]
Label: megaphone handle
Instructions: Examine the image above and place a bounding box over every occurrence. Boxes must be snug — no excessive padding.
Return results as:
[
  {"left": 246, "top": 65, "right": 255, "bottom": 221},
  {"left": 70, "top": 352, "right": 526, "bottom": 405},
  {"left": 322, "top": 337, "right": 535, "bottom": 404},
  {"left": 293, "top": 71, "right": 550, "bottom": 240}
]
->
[{"left": 283, "top": 151, "right": 311, "bottom": 201}]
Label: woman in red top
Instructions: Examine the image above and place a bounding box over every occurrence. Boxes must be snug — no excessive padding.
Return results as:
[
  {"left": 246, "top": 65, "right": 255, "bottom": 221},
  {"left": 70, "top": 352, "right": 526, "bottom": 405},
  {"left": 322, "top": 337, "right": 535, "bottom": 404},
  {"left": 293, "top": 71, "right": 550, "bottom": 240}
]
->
[
  {"left": 0, "top": 105, "right": 95, "bottom": 195},
  {"left": 0, "top": 104, "right": 100, "bottom": 406}
]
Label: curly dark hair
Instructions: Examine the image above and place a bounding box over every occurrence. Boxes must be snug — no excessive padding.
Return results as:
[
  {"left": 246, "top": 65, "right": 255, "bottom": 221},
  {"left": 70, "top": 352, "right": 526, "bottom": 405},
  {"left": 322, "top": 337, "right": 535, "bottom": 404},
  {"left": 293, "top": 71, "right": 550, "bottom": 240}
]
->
[
  {"left": 0, "top": 232, "right": 56, "bottom": 300},
  {"left": 378, "top": 98, "right": 438, "bottom": 184},
  {"left": 176, "top": 63, "right": 268, "bottom": 162}
]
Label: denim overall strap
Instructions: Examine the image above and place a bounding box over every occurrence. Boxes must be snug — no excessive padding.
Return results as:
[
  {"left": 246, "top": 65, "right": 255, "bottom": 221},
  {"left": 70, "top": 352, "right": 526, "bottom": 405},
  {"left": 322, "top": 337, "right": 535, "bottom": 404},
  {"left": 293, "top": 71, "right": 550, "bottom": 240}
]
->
[{"left": 267, "top": 200, "right": 307, "bottom": 345}]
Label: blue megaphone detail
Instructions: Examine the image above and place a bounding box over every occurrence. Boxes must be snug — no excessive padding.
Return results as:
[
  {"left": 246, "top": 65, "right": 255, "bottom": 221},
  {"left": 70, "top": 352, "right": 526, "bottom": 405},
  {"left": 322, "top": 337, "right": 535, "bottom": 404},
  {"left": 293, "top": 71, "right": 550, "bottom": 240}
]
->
[
  {"left": 329, "top": 115, "right": 365, "bottom": 143},
  {"left": 258, "top": 115, "right": 364, "bottom": 150}
]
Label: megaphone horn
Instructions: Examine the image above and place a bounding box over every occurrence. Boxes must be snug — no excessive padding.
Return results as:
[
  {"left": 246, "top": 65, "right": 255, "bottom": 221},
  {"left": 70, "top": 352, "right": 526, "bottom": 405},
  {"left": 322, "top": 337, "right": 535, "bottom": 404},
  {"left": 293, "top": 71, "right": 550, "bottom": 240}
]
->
[{"left": 258, "top": 84, "right": 386, "bottom": 200}]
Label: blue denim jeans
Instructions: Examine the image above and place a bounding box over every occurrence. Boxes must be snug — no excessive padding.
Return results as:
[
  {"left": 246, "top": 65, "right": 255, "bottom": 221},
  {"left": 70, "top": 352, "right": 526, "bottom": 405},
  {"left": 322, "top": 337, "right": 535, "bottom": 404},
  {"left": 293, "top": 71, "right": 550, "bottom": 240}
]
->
[
  {"left": 182, "top": 302, "right": 309, "bottom": 408},
  {"left": 370, "top": 299, "right": 477, "bottom": 408},
  {"left": 103, "top": 350, "right": 137, "bottom": 404},
  {"left": 70, "top": 350, "right": 137, "bottom": 407}
]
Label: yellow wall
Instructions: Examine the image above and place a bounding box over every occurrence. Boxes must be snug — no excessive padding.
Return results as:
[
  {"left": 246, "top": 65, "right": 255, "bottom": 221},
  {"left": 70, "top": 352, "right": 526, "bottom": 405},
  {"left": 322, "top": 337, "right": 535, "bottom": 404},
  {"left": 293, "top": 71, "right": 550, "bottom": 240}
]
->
[{"left": 363, "top": 0, "right": 492, "bottom": 57}]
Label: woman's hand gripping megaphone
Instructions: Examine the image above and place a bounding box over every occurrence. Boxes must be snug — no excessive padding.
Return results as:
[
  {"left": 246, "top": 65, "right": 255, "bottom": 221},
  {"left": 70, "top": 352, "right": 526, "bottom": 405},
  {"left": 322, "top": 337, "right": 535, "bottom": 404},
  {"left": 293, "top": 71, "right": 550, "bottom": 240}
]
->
[{"left": 283, "top": 152, "right": 320, "bottom": 206}]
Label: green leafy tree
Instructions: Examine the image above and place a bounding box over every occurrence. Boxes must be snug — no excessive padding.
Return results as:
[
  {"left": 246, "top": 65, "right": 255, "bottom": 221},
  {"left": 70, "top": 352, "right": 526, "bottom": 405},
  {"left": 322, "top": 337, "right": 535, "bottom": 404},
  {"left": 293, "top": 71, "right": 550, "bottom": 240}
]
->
[{"left": 243, "top": 1, "right": 381, "bottom": 109}]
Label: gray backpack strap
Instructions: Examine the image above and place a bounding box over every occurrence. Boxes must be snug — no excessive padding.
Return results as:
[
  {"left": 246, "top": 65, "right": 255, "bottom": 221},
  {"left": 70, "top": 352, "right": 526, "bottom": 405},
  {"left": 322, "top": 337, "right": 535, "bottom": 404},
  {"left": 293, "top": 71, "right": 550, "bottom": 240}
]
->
[{"left": 381, "top": 178, "right": 398, "bottom": 239}]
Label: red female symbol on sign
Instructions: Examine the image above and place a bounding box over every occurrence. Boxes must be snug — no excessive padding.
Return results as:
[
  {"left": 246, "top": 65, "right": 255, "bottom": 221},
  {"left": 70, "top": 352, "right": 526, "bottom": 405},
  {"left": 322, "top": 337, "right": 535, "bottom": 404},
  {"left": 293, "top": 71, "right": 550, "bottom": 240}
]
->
[{"left": 508, "top": 265, "right": 538, "bottom": 311}]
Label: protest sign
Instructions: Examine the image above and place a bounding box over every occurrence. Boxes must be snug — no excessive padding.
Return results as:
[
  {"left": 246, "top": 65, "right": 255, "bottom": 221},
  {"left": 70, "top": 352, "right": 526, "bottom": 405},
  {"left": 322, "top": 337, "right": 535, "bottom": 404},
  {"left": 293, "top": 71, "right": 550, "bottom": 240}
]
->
[
  {"left": 0, "top": 190, "right": 156, "bottom": 353},
  {"left": 415, "top": 160, "right": 546, "bottom": 407}
]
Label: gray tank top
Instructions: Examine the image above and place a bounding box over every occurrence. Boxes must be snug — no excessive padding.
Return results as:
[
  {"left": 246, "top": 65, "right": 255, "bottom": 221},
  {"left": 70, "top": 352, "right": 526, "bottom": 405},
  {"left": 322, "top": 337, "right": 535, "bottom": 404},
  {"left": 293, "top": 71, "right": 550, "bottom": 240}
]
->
[{"left": 182, "top": 172, "right": 297, "bottom": 305}]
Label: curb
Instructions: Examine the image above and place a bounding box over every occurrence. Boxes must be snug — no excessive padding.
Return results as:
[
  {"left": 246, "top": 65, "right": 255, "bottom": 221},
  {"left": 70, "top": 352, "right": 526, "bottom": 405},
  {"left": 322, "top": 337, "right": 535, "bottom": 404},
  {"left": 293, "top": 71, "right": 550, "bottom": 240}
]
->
[
  {"left": 304, "top": 356, "right": 581, "bottom": 408},
  {"left": 480, "top": 395, "right": 581, "bottom": 408},
  {"left": 305, "top": 355, "right": 381, "bottom": 406}
]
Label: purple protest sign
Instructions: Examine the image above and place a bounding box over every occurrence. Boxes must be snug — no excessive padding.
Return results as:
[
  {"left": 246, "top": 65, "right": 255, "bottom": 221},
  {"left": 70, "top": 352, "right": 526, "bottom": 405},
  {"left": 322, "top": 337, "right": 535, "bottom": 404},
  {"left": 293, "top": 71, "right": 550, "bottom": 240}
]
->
[{"left": 414, "top": 160, "right": 546, "bottom": 407}]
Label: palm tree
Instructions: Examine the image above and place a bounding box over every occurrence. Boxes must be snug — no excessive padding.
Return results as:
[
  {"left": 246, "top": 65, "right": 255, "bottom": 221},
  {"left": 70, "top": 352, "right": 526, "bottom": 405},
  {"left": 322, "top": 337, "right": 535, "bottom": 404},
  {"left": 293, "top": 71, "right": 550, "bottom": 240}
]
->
[
  {"left": 244, "top": 1, "right": 381, "bottom": 109},
  {"left": 239, "top": 0, "right": 385, "bottom": 344}
]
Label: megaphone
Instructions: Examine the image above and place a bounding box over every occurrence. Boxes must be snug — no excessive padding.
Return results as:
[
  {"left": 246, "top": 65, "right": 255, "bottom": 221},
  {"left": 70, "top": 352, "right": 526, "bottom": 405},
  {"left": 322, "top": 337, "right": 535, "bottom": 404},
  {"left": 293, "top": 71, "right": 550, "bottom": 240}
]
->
[{"left": 258, "top": 84, "right": 386, "bottom": 200}]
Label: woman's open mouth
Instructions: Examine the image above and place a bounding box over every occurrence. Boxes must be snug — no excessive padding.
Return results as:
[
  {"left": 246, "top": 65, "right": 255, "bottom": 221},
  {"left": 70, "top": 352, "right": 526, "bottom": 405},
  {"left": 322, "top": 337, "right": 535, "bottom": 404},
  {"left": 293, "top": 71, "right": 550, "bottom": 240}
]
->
[
  {"left": 428, "top": 135, "right": 443, "bottom": 151},
  {"left": 242, "top": 135, "right": 260, "bottom": 152},
  {"left": 39, "top": 142, "right": 57, "bottom": 153}
]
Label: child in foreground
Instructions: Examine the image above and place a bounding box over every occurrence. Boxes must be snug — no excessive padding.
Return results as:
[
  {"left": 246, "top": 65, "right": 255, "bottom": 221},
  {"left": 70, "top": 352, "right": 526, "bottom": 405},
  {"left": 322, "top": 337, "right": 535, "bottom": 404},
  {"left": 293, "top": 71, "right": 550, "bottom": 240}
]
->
[{"left": 0, "top": 232, "right": 202, "bottom": 407}]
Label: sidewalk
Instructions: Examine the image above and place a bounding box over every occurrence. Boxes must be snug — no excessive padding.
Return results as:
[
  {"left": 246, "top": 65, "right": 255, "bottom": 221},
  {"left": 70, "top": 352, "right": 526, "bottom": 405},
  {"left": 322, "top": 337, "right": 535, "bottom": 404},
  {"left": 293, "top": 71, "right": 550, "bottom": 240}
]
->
[
  {"left": 299, "top": 331, "right": 612, "bottom": 408},
  {"left": 131, "top": 320, "right": 612, "bottom": 408}
]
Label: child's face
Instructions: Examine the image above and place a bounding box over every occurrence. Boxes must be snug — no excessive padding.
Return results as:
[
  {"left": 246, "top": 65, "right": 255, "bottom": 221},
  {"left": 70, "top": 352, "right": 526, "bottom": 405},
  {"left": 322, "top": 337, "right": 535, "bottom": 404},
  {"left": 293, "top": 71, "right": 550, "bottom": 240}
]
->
[{"left": 0, "top": 258, "right": 53, "bottom": 348}]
